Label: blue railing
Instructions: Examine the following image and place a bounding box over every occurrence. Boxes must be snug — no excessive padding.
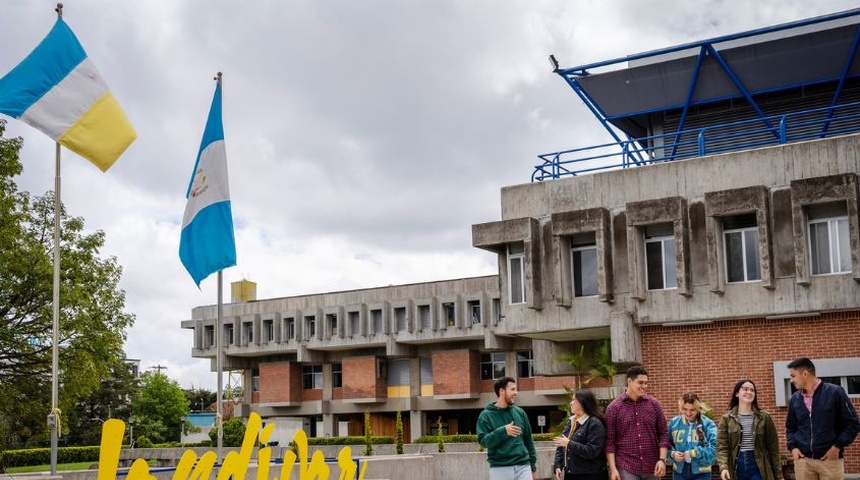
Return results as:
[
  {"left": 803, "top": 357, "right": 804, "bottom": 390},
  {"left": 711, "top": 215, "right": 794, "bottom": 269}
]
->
[{"left": 532, "top": 100, "right": 860, "bottom": 181}]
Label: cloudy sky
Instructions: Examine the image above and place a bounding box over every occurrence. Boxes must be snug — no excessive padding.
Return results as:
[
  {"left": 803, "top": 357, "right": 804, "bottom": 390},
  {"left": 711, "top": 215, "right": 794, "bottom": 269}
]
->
[{"left": 1, "top": 1, "right": 856, "bottom": 391}]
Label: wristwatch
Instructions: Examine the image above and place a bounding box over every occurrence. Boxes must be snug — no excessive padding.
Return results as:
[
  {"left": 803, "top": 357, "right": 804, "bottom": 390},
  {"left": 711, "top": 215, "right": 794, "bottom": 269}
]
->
[{"left": 531, "top": 465, "right": 537, "bottom": 472}]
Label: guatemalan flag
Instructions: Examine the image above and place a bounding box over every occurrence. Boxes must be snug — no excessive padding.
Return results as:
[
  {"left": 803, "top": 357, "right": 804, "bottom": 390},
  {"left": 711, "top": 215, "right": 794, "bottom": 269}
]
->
[
  {"left": 179, "top": 81, "right": 237, "bottom": 286},
  {"left": 0, "top": 18, "right": 136, "bottom": 171}
]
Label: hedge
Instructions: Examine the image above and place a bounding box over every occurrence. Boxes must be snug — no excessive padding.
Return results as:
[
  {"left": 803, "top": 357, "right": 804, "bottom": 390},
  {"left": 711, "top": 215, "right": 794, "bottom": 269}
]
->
[
  {"left": 0, "top": 446, "right": 100, "bottom": 468},
  {"left": 414, "top": 433, "right": 555, "bottom": 444}
]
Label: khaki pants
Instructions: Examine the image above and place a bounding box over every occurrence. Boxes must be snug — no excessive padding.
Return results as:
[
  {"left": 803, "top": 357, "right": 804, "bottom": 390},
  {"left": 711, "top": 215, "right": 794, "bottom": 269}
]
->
[{"left": 794, "top": 457, "right": 844, "bottom": 480}]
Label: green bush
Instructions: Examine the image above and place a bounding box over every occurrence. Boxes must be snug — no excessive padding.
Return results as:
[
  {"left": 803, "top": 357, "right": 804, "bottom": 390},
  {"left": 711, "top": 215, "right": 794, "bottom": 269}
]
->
[
  {"left": 135, "top": 436, "right": 153, "bottom": 448},
  {"left": 0, "top": 446, "right": 100, "bottom": 468},
  {"left": 414, "top": 433, "right": 555, "bottom": 444}
]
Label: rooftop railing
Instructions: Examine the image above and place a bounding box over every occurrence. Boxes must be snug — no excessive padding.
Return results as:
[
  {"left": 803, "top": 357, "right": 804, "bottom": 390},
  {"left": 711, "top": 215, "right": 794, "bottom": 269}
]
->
[{"left": 532, "top": 100, "right": 860, "bottom": 181}]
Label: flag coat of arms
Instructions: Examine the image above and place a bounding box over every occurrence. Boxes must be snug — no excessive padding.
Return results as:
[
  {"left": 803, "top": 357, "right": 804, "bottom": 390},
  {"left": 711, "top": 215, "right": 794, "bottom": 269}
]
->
[
  {"left": 179, "top": 82, "right": 237, "bottom": 286},
  {"left": 0, "top": 18, "right": 136, "bottom": 171}
]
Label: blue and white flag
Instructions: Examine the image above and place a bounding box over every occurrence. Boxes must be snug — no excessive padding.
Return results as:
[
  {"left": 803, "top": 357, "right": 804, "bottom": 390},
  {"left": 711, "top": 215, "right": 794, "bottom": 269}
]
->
[{"left": 179, "top": 82, "right": 236, "bottom": 286}]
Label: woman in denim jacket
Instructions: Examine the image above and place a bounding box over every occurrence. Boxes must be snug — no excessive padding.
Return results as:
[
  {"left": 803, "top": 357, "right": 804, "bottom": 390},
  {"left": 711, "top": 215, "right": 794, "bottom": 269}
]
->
[
  {"left": 668, "top": 392, "right": 717, "bottom": 480},
  {"left": 553, "top": 390, "right": 608, "bottom": 480}
]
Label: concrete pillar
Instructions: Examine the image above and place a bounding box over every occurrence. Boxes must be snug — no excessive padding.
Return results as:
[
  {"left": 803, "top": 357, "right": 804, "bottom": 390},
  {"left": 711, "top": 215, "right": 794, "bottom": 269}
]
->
[
  {"left": 321, "top": 413, "right": 335, "bottom": 437},
  {"left": 610, "top": 311, "right": 641, "bottom": 364},
  {"left": 409, "top": 410, "right": 425, "bottom": 441}
]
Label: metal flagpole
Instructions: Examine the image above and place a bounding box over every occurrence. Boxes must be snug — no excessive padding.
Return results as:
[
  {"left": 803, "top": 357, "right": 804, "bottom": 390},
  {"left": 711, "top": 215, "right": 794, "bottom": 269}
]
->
[
  {"left": 49, "top": 6, "right": 65, "bottom": 474},
  {"left": 215, "top": 71, "right": 224, "bottom": 464},
  {"left": 216, "top": 269, "right": 224, "bottom": 462},
  {"left": 49, "top": 140, "right": 61, "bottom": 476}
]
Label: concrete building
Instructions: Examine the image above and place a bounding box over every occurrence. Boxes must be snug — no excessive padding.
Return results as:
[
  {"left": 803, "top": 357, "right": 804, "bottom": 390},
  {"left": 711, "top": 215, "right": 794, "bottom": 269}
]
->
[{"left": 182, "top": 9, "right": 860, "bottom": 472}]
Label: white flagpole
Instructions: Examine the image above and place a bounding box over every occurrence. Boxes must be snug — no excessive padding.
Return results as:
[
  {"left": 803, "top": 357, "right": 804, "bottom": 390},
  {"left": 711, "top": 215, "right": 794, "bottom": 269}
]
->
[
  {"left": 49, "top": 6, "right": 64, "bottom": 474},
  {"left": 215, "top": 71, "right": 224, "bottom": 464}
]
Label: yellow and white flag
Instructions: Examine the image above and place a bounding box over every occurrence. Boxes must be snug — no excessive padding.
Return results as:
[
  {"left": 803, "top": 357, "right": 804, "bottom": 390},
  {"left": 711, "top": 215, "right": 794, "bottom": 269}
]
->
[{"left": 0, "top": 18, "right": 136, "bottom": 171}]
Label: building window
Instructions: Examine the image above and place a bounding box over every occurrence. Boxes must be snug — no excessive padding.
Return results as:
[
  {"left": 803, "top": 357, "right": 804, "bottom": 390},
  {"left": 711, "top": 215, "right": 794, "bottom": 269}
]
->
[
  {"left": 371, "top": 309, "right": 384, "bottom": 334},
  {"left": 508, "top": 243, "right": 526, "bottom": 304},
  {"left": 242, "top": 321, "right": 253, "bottom": 344},
  {"left": 808, "top": 203, "right": 850, "bottom": 276},
  {"left": 263, "top": 319, "right": 274, "bottom": 342},
  {"left": 493, "top": 298, "right": 502, "bottom": 323},
  {"left": 443, "top": 302, "right": 455, "bottom": 327},
  {"left": 332, "top": 363, "right": 342, "bottom": 388},
  {"left": 348, "top": 311, "right": 360, "bottom": 337},
  {"left": 305, "top": 316, "right": 316, "bottom": 340},
  {"left": 395, "top": 307, "right": 408, "bottom": 331},
  {"left": 420, "top": 357, "right": 433, "bottom": 384},
  {"left": 204, "top": 325, "right": 215, "bottom": 348},
  {"left": 285, "top": 318, "right": 295, "bottom": 340},
  {"left": 723, "top": 214, "right": 761, "bottom": 283},
  {"left": 481, "top": 352, "right": 506, "bottom": 380},
  {"left": 224, "top": 324, "right": 234, "bottom": 345},
  {"left": 388, "top": 359, "right": 410, "bottom": 387},
  {"left": 327, "top": 314, "right": 338, "bottom": 337},
  {"left": 251, "top": 368, "right": 259, "bottom": 392},
  {"left": 418, "top": 305, "right": 432, "bottom": 330},
  {"left": 517, "top": 350, "right": 534, "bottom": 378},
  {"left": 645, "top": 224, "right": 677, "bottom": 290},
  {"left": 571, "top": 232, "right": 598, "bottom": 297},
  {"left": 773, "top": 357, "right": 860, "bottom": 406},
  {"left": 468, "top": 300, "right": 481, "bottom": 325},
  {"left": 302, "top": 365, "right": 323, "bottom": 389}
]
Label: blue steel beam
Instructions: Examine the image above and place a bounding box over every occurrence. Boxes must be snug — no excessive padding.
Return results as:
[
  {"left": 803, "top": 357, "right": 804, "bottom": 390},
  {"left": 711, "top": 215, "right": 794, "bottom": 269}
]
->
[
  {"left": 822, "top": 25, "right": 860, "bottom": 137},
  {"left": 670, "top": 46, "right": 708, "bottom": 159}
]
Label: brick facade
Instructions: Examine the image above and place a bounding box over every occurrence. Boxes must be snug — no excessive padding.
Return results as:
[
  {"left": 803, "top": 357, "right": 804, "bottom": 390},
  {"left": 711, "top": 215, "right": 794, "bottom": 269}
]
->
[
  {"left": 642, "top": 312, "right": 860, "bottom": 473},
  {"left": 258, "top": 361, "right": 301, "bottom": 403},
  {"left": 432, "top": 349, "right": 480, "bottom": 396},
  {"left": 342, "top": 356, "right": 386, "bottom": 400}
]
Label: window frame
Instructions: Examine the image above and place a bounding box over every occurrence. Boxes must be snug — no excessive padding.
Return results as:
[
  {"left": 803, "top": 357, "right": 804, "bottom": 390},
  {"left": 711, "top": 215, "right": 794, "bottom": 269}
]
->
[
  {"left": 571, "top": 243, "right": 599, "bottom": 297},
  {"left": 302, "top": 365, "right": 323, "bottom": 390},
  {"left": 508, "top": 244, "right": 527, "bottom": 305},
  {"left": 723, "top": 224, "right": 761, "bottom": 283},
  {"left": 645, "top": 234, "right": 677, "bottom": 290},
  {"left": 516, "top": 350, "right": 534, "bottom": 378},
  {"left": 808, "top": 215, "right": 851, "bottom": 276},
  {"left": 480, "top": 352, "right": 506, "bottom": 380}
]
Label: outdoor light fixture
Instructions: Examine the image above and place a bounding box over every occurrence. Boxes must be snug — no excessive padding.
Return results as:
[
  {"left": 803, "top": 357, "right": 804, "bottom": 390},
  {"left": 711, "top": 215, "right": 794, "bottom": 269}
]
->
[{"left": 549, "top": 54, "right": 559, "bottom": 72}]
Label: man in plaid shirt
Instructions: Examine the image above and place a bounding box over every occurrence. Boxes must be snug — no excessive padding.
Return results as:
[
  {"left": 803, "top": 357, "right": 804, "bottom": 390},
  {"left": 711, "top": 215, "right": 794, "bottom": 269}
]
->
[{"left": 606, "top": 365, "right": 670, "bottom": 480}]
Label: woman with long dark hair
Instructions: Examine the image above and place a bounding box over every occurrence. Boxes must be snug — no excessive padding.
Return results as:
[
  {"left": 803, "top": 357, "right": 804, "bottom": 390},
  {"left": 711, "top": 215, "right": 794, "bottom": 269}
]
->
[
  {"left": 553, "top": 390, "right": 608, "bottom": 480},
  {"left": 716, "top": 379, "right": 782, "bottom": 480}
]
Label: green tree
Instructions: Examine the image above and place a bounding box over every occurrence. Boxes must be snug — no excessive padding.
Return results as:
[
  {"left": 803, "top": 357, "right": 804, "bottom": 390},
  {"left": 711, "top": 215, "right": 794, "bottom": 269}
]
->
[
  {"left": 208, "top": 417, "right": 245, "bottom": 447},
  {"left": 555, "top": 343, "right": 592, "bottom": 389},
  {"left": 585, "top": 339, "right": 617, "bottom": 385},
  {"left": 363, "top": 409, "right": 373, "bottom": 456},
  {"left": 68, "top": 358, "right": 141, "bottom": 446},
  {"left": 131, "top": 371, "right": 190, "bottom": 444},
  {"left": 0, "top": 120, "right": 136, "bottom": 449},
  {"left": 184, "top": 388, "right": 217, "bottom": 412},
  {"left": 395, "top": 410, "right": 404, "bottom": 455}
]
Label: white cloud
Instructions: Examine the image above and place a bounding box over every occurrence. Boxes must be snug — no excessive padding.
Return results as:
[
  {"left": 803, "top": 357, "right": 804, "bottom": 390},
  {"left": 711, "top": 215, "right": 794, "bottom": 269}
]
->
[{"left": 2, "top": 0, "right": 857, "bottom": 389}]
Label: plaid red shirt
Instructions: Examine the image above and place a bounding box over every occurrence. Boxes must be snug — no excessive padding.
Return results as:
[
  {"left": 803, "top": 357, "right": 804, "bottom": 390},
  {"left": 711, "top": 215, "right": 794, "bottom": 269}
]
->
[{"left": 605, "top": 391, "right": 670, "bottom": 475}]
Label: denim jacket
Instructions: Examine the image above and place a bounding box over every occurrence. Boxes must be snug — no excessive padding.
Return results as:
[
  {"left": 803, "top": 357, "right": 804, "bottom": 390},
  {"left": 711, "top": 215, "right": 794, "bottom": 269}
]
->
[{"left": 668, "top": 414, "right": 717, "bottom": 475}]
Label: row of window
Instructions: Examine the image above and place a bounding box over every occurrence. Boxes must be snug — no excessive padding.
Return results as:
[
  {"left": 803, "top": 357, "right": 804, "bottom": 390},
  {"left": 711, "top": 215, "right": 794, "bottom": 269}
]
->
[
  {"left": 251, "top": 351, "right": 535, "bottom": 392},
  {"left": 507, "top": 202, "right": 852, "bottom": 303},
  {"left": 201, "top": 298, "right": 500, "bottom": 348}
]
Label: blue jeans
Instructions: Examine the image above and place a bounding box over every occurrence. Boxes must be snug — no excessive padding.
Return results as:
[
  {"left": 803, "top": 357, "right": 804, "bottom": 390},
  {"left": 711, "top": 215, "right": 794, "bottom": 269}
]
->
[
  {"left": 736, "top": 451, "right": 762, "bottom": 480},
  {"left": 673, "top": 463, "right": 711, "bottom": 480}
]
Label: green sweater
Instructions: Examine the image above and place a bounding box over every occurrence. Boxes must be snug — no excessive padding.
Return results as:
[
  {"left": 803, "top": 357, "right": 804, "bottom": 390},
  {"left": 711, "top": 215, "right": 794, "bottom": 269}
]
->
[{"left": 477, "top": 402, "right": 537, "bottom": 469}]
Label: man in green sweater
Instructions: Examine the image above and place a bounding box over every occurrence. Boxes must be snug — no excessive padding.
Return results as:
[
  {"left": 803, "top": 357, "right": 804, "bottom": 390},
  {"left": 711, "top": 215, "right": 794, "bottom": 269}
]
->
[{"left": 477, "top": 376, "right": 538, "bottom": 480}]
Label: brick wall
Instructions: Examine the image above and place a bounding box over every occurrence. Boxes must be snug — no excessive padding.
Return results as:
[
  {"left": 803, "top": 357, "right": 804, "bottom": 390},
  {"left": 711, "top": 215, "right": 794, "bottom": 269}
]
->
[
  {"left": 432, "top": 349, "right": 480, "bottom": 396},
  {"left": 258, "top": 361, "right": 301, "bottom": 403},
  {"left": 343, "top": 355, "right": 385, "bottom": 400},
  {"left": 641, "top": 312, "right": 860, "bottom": 473}
]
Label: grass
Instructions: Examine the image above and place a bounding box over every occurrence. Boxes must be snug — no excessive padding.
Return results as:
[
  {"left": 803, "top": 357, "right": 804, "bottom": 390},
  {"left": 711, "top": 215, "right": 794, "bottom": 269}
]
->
[
  {"left": 5, "top": 458, "right": 158, "bottom": 473},
  {"left": 6, "top": 461, "right": 95, "bottom": 473}
]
